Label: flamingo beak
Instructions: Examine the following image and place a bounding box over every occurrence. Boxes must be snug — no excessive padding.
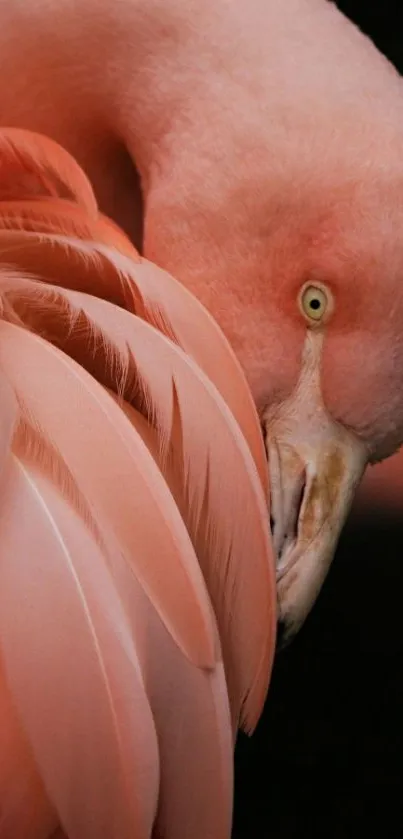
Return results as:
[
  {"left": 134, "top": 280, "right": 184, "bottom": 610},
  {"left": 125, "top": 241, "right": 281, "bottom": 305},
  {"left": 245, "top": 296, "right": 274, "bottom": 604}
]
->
[
  {"left": 262, "top": 336, "right": 369, "bottom": 645},
  {"left": 267, "top": 426, "right": 367, "bottom": 645}
]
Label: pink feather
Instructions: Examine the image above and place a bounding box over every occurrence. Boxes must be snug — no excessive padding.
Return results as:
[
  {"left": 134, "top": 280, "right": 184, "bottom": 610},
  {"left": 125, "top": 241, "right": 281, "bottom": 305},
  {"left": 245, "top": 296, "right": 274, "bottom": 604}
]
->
[
  {"left": 0, "top": 651, "right": 57, "bottom": 839},
  {"left": 0, "top": 317, "right": 217, "bottom": 669},
  {"left": 0, "top": 445, "right": 160, "bottom": 838},
  {"left": 1, "top": 273, "right": 276, "bottom": 730},
  {"left": 0, "top": 229, "right": 267, "bottom": 492},
  {"left": 0, "top": 128, "right": 97, "bottom": 212},
  {"left": 0, "top": 122, "right": 278, "bottom": 837}
]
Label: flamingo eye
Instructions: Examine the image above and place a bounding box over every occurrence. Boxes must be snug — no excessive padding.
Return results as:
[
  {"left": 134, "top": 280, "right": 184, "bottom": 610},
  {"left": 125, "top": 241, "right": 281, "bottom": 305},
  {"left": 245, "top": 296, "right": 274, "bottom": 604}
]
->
[{"left": 299, "top": 283, "right": 332, "bottom": 324}]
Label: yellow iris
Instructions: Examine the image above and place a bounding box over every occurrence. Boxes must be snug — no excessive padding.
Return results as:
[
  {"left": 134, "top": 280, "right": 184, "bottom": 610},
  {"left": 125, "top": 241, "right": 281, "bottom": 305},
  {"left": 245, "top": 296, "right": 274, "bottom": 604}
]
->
[{"left": 299, "top": 284, "right": 330, "bottom": 323}]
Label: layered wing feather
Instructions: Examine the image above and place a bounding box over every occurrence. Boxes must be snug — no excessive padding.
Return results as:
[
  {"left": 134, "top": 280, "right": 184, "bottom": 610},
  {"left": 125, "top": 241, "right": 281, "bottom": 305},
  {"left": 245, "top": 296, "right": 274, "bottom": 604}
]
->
[
  {"left": 0, "top": 328, "right": 234, "bottom": 839},
  {"left": 0, "top": 125, "right": 277, "bottom": 838},
  {"left": 0, "top": 128, "right": 97, "bottom": 212},
  {"left": 0, "top": 229, "right": 267, "bottom": 490},
  {"left": 0, "top": 443, "right": 160, "bottom": 839},
  {"left": 2, "top": 274, "right": 276, "bottom": 730},
  {"left": 0, "top": 201, "right": 135, "bottom": 256},
  {"left": 0, "top": 628, "right": 57, "bottom": 839},
  {"left": 0, "top": 317, "right": 217, "bottom": 669},
  {"left": 83, "top": 457, "right": 234, "bottom": 839}
]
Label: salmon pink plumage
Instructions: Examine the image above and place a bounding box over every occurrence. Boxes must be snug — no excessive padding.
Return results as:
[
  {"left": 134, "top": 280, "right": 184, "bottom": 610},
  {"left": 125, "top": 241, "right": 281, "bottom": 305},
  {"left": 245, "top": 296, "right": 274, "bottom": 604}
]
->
[
  {"left": 1, "top": 0, "right": 403, "bottom": 835},
  {"left": 0, "top": 127, "right": 276, "bottom": 838}
]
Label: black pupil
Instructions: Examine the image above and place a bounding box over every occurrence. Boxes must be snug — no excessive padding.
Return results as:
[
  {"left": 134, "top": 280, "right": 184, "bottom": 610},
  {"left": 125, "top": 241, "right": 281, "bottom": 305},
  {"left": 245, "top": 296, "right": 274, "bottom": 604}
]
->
[{"left": 309, "top": 298, "right": 321, "bottom": 310}]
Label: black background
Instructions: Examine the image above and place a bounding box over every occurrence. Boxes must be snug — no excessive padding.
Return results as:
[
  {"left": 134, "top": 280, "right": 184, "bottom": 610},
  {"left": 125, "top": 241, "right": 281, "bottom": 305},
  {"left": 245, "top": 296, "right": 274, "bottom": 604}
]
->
[{"left": 233, "top": 3, "right": 403, "bottom": 837}]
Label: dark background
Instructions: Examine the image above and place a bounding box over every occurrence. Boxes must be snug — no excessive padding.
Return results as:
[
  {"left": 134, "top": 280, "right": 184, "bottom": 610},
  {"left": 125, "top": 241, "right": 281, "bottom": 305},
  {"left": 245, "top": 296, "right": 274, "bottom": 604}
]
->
[{"left": 233, "top": 3, "right": 403, "bottom": 837}]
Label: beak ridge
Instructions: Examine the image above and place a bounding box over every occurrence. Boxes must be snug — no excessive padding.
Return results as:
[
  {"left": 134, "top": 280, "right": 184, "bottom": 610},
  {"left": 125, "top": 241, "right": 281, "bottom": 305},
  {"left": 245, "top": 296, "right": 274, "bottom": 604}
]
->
[
  {"left": 266, "top": 420, "right": 368, "bottom": 644},
  {"left": 269, "top": 440, "right": 306, "bottom": 567}
]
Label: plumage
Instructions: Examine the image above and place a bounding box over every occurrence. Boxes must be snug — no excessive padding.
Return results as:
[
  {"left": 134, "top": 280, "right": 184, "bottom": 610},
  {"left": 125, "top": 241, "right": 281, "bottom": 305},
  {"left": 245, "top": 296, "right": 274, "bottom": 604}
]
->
[
  {"left": 96, "top": 472, "right": 234, "bottom": 839},
  {"left": 0, "top": 200, "right": 135, "bottom": 256},
  {"left": 0, "top": 317, "right": 219, "bottom": 669},
  {"left": 0, "top": 127, "right": 97, "bottom": 212},
  {"left": 0, "top": 650, "right": 57, "bottom": 839},
  {"left": 0, "top": 449, "right": 160, "bottom": 839},
  {"left": 0, "top": 231, "right": 267, "bottom": 491},
  {"left": 1, "top": 272, "right": 275, "bottom": 728},
  {"left": 0, "top": 124, "right": 276, "bottom": 837}
]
